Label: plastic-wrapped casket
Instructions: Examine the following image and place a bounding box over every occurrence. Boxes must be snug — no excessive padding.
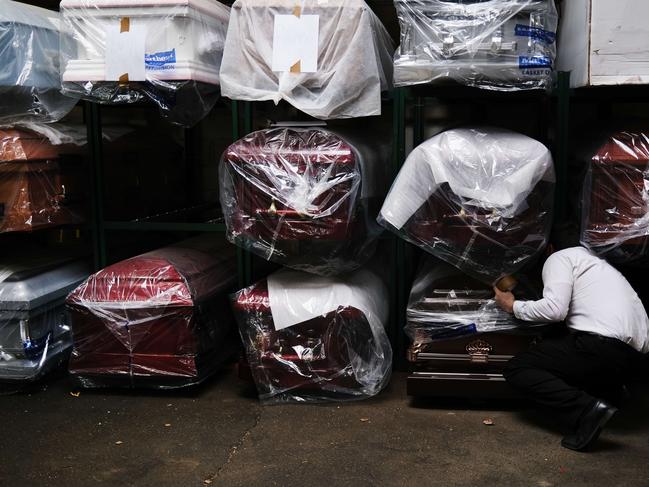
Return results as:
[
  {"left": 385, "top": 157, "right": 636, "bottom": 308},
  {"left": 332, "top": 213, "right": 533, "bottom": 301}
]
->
[
  {"left": 406, "top": 260, "right": 547, "bottom": 398},
  {"left": 393, "top": 0, "right": 558, "bottom": 90},
  {"left": 379, "top": 127, "right": 555, "bottom": 285},
  {"left": 60, "top": 0, "right": 230, "bottom": 127},
  {"left": 581, "top": 131, "right": 649, "bottom": 263},
  {"left": 220, "top": 0, "right": 394, "bottom": 119},
  {"left": 232, "top": 267, "right": 392, "bottom": 403},
  {"left": 0, "top": 258, "right": 90, "bottom": 382},
  {"left": 0, "top": 128, "right": 85, "bottom": 233},
  {"left": 406, "top": 260, "right": 543, "bottom": 343},
  {"left": 0, "top": 1, "right": 77, "bottom": 123},
  {"left": 66, "top": 236, "right": 238, "bottom": 388},
  {"left": 220, "top": 127, "right": 386, "bottom": 276}
]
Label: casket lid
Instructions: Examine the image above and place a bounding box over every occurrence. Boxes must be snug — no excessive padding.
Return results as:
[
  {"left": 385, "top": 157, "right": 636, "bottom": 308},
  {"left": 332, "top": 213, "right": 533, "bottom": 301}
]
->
[
  {"left": 0, "top": 259, "right": 90, "bottom": 312},
  {"left": 60, "top": 0, "right": 230, "bottom": 21},
  {"left": 0, "top": 129, "right": 59, "bottom": 162},
  {"left": 68, "top": 236, "right": 236, "bottom": 306},
  {"left": 593, "top": 131, "right": 649, "bottom": 164},
  {"left": 232, "top": 0, "right": 368, "bottom": 8},
  {"left": 1, "top": 1, "right": 61, "bottom": 32}
]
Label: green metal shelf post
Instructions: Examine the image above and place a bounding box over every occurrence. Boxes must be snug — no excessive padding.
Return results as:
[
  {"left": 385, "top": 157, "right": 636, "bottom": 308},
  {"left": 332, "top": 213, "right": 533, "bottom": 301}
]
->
[{"left": 86, "top": 101, "right": 107, "bottom": 270}]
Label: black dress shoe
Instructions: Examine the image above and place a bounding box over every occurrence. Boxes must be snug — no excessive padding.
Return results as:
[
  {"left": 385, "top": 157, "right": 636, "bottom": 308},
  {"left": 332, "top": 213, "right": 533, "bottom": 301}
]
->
[{"left": 561, "top": 400, "right": 618, "bottom": 452}]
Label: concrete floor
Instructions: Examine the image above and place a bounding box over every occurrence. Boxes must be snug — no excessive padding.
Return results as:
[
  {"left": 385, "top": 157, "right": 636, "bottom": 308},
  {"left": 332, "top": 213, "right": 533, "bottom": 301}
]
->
[{"left": 2, "top": 368, "right": 649, "bottom": 487}]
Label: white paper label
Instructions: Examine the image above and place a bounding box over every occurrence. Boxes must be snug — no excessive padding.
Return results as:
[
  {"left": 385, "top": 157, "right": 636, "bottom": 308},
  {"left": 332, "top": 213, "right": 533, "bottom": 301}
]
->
[
  {"left": 105, "top": 24, "right": 147, "bottom": 81},
  {"left": 271, "top": 14, "right": 319, "bottom": 73}
]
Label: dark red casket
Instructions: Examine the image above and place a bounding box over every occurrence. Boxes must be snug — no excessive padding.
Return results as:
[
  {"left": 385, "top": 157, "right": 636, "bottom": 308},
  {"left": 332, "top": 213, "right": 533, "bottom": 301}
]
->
[
  {"left": 379, "top": 128, "right": 555, "bottom": 285},
  {"left": 405, "top": 261, "right": 548, "bottom": 398},
  {"left": 220, "top": 127, "right": 385, "bottom": 276},
  {"left": 231, "top": 269, "right": 392, "bottom": 403},
  {"left": 66, "top": 236, "right": 238, "bottom": 389},
  {"left": 581, "top": 131, "right": 649, "bottom": 263},
  {"left": 0, "top": 129, "right": 84, "bottom": 233}
]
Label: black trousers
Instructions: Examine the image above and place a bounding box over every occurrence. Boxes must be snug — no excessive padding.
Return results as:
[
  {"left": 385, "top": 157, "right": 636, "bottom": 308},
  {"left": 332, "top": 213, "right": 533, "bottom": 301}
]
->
[{"left": 504, "top": 330, "right": 647, "bottom": 430}]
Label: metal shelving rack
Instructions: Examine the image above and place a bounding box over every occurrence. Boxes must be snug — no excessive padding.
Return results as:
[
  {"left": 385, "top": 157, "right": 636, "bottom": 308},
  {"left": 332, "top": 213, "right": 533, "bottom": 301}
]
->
[{"left": 84, "top": 72, "right": 574, "bottom": 371}]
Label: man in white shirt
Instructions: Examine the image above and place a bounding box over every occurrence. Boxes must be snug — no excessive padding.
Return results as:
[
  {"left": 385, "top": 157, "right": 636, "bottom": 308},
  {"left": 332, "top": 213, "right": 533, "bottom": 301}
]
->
[{"left": 493, "top": 246, "right": 649, "bottom": 451}]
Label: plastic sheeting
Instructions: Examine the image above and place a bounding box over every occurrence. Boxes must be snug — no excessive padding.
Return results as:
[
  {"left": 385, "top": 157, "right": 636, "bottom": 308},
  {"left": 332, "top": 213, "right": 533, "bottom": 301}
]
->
[
  {"left": 379, "top": 127, "right": 555, "bottom": 285},
  {"left": 66, "top": 236, "right": 238, "bottom": 389},
  {"left": 0, "top": 258, "right": 89, "bottom": 382},
  {"left": 220, "top": 127, "right": 387, "bottom": 276},
  {"left": 0, "top": 128, "right": 86, "bottom": 233},
  {"left": 232, "top": 267, "right": 392, "bottom": 404},
  {"left": 580, "top": 130, "right": 649, "bottom": 264},
  {"left": 393, "top": 0, "right": 558, "bottom": 90},
  {"left": 60, "top": 0, "right": 230, "bottom": 127},
  {"left": 406, "top": 259, "right": 542, "bottom": 344},
  {"left": 220, "top": 0, "right": 394, "bottom": 119},
  {"left": 0, "top": 1, "right": 78, "bottom": 124}
]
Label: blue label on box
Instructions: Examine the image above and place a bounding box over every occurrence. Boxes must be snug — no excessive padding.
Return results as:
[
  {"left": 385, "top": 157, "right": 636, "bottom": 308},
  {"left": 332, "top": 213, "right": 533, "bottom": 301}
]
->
[
  {"left": 145, "top": 49, "right": 177, "bottom": 68},
  {"left": 514, "top": 24, "right": 556, "bottom": 44},
  {"left": 519, "top": 55, "right": 552, "bottom": 69}
]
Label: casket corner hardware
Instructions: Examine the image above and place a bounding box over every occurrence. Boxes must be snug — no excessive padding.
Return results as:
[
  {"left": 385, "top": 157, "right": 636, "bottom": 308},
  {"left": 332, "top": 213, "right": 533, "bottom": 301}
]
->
[{"left": 466, "top": 339, "right": 492, "bottom": 364}]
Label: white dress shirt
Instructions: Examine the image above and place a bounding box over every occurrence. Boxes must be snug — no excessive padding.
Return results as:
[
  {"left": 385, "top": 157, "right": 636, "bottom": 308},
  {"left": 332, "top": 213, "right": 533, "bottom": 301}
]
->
[{"left": 513, "top": 247, "right": 649, "bottom": 354}]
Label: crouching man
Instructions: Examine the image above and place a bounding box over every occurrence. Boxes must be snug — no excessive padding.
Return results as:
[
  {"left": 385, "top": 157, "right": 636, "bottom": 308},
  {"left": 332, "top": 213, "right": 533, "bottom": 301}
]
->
[{"left": 493, "top": 246, "right": 649, "bottom": 451}]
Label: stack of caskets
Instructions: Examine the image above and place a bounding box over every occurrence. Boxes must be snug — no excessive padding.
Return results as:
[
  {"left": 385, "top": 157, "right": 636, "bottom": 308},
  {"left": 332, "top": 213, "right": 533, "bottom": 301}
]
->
[
  {"left": 380, "top": 127, "right": 555, "bottom": 398},
  {"left": 222, "top": 126, "right": 394, "bottom": 403}
]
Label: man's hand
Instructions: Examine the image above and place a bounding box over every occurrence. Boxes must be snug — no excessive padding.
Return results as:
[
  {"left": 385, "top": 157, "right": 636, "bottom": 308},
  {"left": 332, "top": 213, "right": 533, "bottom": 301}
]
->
[{"left": 493, "top": 286, "right": 515, "bottom": 314}]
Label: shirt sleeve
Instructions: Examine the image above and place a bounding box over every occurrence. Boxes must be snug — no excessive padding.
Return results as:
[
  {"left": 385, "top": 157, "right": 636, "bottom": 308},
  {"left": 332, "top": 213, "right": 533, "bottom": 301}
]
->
[{"left": 513, "top": 253, "right": 574, "bottom": 323}]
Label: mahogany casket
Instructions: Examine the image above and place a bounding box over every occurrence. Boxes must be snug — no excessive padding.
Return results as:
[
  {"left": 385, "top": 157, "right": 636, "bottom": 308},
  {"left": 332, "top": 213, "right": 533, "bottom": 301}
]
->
[
  {"left": 0, "top": 128, "right": 85, "bottom": 233},
  {"left": 221, "top": 127, "right": 386, "bottom": 276},
  {"left": 581, "top": 130, "right": 649, "bottom": 263},
  {"left": 406, "top": 261, "right": 548, "bottom": 398},
  {"left": 232, "top": 267, "right": 392, "bottom": 403},
  {"left": 379, "top": 127, "right": 554, "bottom": 285},
  {"left": 66, "top": 236, "right": 238, "bottom": 388}
]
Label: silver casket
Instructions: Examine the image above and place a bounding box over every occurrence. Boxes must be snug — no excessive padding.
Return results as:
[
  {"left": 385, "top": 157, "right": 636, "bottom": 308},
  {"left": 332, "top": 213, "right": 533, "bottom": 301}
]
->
[{"left": 393, "top": 0, "right": 558, "bottom": 90}]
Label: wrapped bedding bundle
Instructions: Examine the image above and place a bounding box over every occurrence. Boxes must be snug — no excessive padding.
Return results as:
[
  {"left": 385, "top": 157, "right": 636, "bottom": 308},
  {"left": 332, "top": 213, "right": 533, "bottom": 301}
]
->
[
  {"left": 220, "top": 0, "right": 394, "bottom": 119},
  {"left": 580, "top": 130, "right": 649, "bottom": 264},
  {"left": 379, "top": 127, "right": 555, "bottom": 286},
  {"left": 220, "top": 127, "right": 387, "bottom": 276},
  {"left": 66, "top": 236, "right": 238, "bottom": 389},
  {"left": 393, "top": 0, "right": 558, "bottom": 90},
  {"left": 232, "top": 267, "right": 392, "bottom": 404},
  {"left": 0, "top": 1, "right": 77, "bottom": 123},
  {"left": 60, "top": 0, "right": 230, "bottom": 127}
]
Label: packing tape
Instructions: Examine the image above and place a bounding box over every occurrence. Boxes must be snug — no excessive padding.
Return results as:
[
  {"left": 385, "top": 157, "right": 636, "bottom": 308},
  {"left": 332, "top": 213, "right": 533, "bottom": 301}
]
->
[
  {"left": 292, "top": 5, "right": 301, "bottom": 17},
  {"left": 119, "top": 17, "right": 130, "bottom": 84},
  {"left": 290, "top": 60, "right": 301, "bottom": 73},
  {"left": 120, "top": 16, "right": 130, "bottom": 33}
]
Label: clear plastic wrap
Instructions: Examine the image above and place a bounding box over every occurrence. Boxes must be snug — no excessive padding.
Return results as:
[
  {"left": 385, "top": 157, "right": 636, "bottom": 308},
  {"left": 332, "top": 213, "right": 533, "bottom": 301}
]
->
[
  {"left": 232, "top": 267, "right": 392, "bottom": 404},
  {"left": 66, "top": 236, "right": 238, "bottom": 389},
  {"left": 580, "top": 131, "right": 649, "bottom": 264},
  {"left": 406, "top": 259, "right": 542, "bottom": 346},
  {"left": 0, "top": 128, "right": 86, "bottom": 233},
  {"left": 0, "top": 1, "right": 78, "bottom": 123},
  {"left": 393, "top": 0, "right": 558, "bottom": 90},
  {"left": 60, "top": 0, "right": 230, "bottom": 127},
  {"left": 0, "top": 258, "right": 90, "bottom": 382},
  {"left": 220, "top": 127, "right": 387, "bottom": 276},
  {"left": 379, "top": 127, "right": 555, "bottom": 285},
  {"left": 220, "top": 0, "right": 394, "bottom": 119}
]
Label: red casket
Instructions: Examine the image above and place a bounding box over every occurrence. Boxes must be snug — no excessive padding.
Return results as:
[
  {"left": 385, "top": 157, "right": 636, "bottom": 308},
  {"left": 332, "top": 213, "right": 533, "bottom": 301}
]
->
[
  {"left": 231, "top": 269, "right": 392, "bottom": 403},
  {"left": 581, "top": 131, "right": 649, "bottom": 263},
  {"left": 0, "top": 129, "right": 84, "bottom": 233},
  {"left": 220, "top": 127, "right": 385, "bottom": 276},
  {"left": 379, "top": 128, "right": 555, "bottom": 285},
  {"left": 66, "top": 236, "right": 238, "bottom": 388}
]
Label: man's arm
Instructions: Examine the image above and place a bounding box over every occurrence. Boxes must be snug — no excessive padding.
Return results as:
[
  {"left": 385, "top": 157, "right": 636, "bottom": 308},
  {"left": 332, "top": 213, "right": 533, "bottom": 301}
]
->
[{"left": 493, "top": 254, "right": 574, "bottom": 322}]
